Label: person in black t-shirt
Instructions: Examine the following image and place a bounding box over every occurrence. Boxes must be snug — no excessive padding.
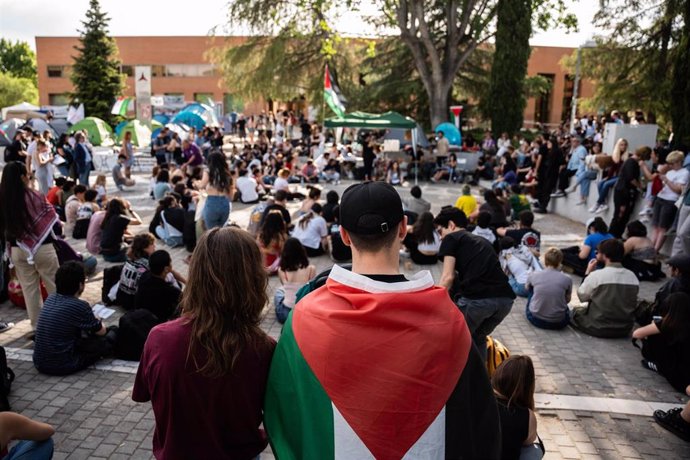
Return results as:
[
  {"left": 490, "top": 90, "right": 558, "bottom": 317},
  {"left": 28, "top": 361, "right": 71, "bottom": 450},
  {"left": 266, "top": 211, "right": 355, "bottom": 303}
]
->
[
  {"left": 497, "top": 211, "right": 541, "bottom": 256},
  {"left": 4, "top": 132, "right": 27, "bottom": 163},
  {"left": 135, "top": 250, "right": 182, "bottom": 323},
  {"left": 100, "top": 198, "right": 143, "bottom": 262},
  {"left": 261, "top": 190, "right": 291, "bottom": 228},
  {"left": 435, "top": 206, "right": 515, "bottom": 361},
  {"left": 609, "top": 147, "right": 645, "bottom": 238}
]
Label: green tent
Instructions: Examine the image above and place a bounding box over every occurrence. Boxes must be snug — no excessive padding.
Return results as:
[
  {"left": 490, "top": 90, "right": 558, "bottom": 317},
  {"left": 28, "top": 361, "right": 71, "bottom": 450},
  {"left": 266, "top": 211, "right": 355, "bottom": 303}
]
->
[
  {"left": 68, "top": 117, "right": 114, "bottom": 146},
  {"left": 117, "top": 119, "right": 153, "bottom": 148},
  {"left": 324, "top": 111, "right": 416, "bottom": 129}
]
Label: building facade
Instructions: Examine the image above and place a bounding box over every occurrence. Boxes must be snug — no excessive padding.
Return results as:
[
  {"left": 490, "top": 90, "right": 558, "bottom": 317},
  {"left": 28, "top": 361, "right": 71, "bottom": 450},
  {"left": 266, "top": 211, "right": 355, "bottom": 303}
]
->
[{"left": 36, "top": 36, "right": 594, "bottom": 127}]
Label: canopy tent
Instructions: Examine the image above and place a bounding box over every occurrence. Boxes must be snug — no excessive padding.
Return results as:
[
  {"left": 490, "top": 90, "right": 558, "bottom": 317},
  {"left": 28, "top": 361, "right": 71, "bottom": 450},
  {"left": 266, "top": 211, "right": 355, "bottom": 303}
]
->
[
  {"left": 383, "top": 124, "right": 429, "bottom": 148},
  {"left": 22, "top": 118, "right": 57, "bottom": 139},
  {"left": 324, "top": 111, "right": 416, "bottom": 129},
  {"left": 1, "top": 102, "right": 40, "bottom": 120},
  {"left": 325, "top": 111, "right": 423, "bottom": 184},
  {"left": 117, "top": 119, "right": 153, "bottom": 148},
  {"left": 153, "top": 114, "right": 170, "bottom": 125},
  {"left": 68, "top": 117, "right": 114, "bottom": 146},
  {"left": 171, "top": 102, "right": 219, "bottom": 131},
  {"left": 0, "top": 118, "right": 26, "bottom": 146}
]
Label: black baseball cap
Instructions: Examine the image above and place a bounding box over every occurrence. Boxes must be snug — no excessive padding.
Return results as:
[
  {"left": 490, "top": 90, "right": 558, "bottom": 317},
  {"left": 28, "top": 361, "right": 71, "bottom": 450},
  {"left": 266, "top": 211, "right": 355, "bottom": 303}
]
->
[
  {"left": 667, "top": 254, "right": 690, "bottom": 274},
  {"left": 340, "top": 182, "right": 403, "bottom": 235}
]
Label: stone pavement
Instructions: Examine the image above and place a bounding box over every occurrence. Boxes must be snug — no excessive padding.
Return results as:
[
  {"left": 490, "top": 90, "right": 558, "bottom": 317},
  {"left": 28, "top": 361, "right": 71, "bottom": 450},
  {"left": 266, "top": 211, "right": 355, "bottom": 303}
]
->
[{"left": 1, "top": 169, "right": 689, "bottom": 459}]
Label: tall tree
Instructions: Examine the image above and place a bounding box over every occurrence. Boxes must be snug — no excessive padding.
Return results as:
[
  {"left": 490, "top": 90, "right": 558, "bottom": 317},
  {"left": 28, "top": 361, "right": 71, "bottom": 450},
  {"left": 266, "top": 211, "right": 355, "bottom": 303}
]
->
[
  {"left": 0, "top": 73, "right": 38, "bottom": 107},
  {"left": 0, "top": 39, "right": 37, "bottom": 83},
  {"left": 70, "top": 0, "right": 123, "bottom": 124},
  {"left": 485, "top": 0, "right": 532, "bottom": 136},
  {"left": 671, "top": 1, "right": 690, "bottom": 148}
]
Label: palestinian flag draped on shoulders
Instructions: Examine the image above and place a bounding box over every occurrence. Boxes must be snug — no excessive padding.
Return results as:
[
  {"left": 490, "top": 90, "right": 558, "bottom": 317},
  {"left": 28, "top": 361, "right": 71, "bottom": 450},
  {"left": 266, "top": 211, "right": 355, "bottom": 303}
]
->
[
  {"left": 264, "top": 265, "right": 501, "bottom": 460},
  {"left": 324, "top": 64, "right": 346, "bottom": 118}
]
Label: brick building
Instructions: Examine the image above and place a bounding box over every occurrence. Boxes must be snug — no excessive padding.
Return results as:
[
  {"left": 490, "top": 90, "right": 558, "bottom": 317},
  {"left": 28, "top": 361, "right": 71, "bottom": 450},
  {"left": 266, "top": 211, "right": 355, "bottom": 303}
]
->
[{"left": 36, "top": 36, "right": 594, "bottom": 127}]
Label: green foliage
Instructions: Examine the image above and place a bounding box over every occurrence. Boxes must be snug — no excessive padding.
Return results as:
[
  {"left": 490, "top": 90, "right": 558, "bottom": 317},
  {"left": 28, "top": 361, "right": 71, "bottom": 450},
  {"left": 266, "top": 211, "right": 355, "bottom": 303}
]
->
[
  {"left": 0, "top": 73, "right": 38, "bottom": 108},
  {"left": 0, "top": 39, "right": 37, "bottom": 84},
  {"left": 671, "top": 2, "right": 690, "bottom": 148},
  {"left": 485, "top": 0, "right": 533, "bottom": 136},
  {"left": 70, "top": 0, "right": 123, "bottom": 125}
]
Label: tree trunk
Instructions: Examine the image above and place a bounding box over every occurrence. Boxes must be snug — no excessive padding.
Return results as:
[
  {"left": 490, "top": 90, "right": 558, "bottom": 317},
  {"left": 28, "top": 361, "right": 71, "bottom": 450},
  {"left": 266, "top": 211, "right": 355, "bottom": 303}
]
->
[{"left": 429, "top": 85, "right": 452, "bottom": 128}]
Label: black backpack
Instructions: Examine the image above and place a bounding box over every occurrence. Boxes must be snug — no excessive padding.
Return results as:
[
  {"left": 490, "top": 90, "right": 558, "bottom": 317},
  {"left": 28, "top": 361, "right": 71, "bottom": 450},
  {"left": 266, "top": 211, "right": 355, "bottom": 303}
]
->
[
  {"left": 115, "top": 309, "right": 160, "bottom": 361},
  {"left": 102, "top": 264, "right": 124, "bottom": 305},
  {"left": 0, "top": 346, "right": 16, "bottom": 412}
]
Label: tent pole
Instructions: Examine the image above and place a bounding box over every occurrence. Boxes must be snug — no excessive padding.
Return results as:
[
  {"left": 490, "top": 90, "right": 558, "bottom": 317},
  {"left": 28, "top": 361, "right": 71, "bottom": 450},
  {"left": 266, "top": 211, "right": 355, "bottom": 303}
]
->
[{"left": 412, "top": 129, "right": 418, "bottom": 186}]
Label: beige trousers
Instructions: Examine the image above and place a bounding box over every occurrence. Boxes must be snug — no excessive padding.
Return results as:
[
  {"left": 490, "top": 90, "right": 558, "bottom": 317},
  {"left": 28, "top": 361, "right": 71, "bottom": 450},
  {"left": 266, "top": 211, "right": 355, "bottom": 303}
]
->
[{"left": 11, "top": 244, "right": 59, "bottom": 328}]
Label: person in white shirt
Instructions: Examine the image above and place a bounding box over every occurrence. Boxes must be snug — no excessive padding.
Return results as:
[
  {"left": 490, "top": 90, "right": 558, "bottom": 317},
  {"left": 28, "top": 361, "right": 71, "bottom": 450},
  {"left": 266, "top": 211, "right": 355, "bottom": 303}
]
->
[
  {"left": 472, "top": 211, "right": 496, "bottom": 244},
  {"left": 291, "top": 203, "right": 329, "bottom": 257},
  {"left": 314, "top": 151, "right": 330, "bottom": 171},
  {"left": 236, "top": 169, "right": 260, "bottom": 204},
  {"left": 652, "top": 150, "right": 690, "bottom": 251}
]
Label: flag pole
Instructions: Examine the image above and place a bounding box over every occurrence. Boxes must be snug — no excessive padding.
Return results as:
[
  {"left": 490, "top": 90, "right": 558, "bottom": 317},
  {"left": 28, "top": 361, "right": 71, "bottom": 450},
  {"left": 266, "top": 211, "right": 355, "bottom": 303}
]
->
[{"left": 321, "top": 63, "right": 327, "bottom": 129}]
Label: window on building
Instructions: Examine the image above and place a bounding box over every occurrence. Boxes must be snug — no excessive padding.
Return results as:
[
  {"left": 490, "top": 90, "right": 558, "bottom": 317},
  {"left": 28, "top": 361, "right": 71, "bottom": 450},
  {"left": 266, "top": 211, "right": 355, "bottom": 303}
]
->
[
  {"left": 47, "top": 65, "right": 66, "bottom": 78},
  {"left": 49, "top": 93, "right": 70, "bottom": 105},
  {"left": 120, "top": 65, "right": 134, "bottom": 77},
  {"left": 561, "top": 74, "right": 580, "bottom": 124},
  {"left": 198, "top": 64, "right": 216, "bottom": 77},
  {"left": 165, "top": 64, "right": 187, "bottom": 77},
  {"left": 151, "top": 65, "right": 166, "bottom": 77},
  {"left": 534, "top": 73, "right": 555, "bottom": 125},
  {"left": 194, "top": 93, "right": 214, "bottom": 104}
]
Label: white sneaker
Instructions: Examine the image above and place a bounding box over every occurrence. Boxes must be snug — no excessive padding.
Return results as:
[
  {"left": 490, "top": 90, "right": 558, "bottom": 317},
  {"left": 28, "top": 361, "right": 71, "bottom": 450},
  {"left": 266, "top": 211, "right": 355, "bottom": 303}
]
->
[
  {"left": 565, "top": 185, "right": 577, "bottom": 193},
  {"left": 588, "top": 204, "right": 599, "bottom": 213},
  {"left": 596, "top": 204, "right": 609, "bottom": 214}
]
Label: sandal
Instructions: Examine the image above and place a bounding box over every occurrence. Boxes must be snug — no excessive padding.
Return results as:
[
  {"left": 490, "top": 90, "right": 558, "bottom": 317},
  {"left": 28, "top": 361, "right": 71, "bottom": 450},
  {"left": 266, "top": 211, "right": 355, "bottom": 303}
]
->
[{"left": 654, "top": 408, "right": 690, "bottom": 442}]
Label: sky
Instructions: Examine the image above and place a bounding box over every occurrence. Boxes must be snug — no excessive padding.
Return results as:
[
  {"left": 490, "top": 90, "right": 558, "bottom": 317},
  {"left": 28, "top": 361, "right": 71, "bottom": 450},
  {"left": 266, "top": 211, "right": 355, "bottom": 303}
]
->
[{"left": 0, "top": 0, "right": 601, "bottom": 50}]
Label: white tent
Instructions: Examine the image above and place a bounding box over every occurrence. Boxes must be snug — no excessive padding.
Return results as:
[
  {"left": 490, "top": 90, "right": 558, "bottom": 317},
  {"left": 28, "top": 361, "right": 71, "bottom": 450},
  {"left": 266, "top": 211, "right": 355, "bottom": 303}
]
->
[{"left": 1, "top": 102, "right": 41, "bottom": 120}]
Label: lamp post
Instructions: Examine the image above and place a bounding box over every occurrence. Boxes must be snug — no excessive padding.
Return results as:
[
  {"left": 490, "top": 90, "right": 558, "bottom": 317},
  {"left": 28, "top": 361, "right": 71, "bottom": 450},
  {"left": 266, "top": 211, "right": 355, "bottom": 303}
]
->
[{"left": 570, "top": 40, "right": 597, "bottom": 134}]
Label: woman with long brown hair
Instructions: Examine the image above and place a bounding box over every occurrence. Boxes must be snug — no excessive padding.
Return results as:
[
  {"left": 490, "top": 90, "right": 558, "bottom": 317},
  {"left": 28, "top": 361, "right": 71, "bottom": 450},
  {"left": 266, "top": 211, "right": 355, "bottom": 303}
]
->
[{"left": 133, "top": 227, "right": 275, "bottom": 459}]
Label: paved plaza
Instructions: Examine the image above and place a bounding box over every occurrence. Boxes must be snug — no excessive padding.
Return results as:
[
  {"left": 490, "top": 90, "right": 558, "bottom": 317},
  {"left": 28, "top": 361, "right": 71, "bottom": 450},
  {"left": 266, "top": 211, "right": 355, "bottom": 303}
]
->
[{"left": 1, "top": 166, "right": 689, "bottom": 459}]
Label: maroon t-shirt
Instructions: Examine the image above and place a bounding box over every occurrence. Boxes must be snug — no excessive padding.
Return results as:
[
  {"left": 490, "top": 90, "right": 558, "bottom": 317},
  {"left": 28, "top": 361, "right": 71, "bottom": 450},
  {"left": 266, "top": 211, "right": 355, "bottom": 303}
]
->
[{"left": 133, "top": 318, "right": 275, "bottom": 460}]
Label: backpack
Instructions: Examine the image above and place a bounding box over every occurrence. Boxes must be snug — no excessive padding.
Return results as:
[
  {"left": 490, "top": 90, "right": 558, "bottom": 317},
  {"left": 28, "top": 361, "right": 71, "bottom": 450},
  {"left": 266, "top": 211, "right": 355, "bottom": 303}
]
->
[
  {"left": 486, "top": 336, "right": 510, "bottom": 377},
  {"left": 0, "top": 346, "right": 16, "bottom": 412},
  {"left": 101, "top": 264, "right": 124, "bottom": 305},
  {"left": 115, "top": 309, "right": 160, "bottom": 361}
]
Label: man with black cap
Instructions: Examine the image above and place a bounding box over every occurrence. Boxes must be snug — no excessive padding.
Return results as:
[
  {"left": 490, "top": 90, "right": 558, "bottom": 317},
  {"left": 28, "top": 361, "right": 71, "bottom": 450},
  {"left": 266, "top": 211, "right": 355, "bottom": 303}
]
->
[
  {"left": 434, "top": 206, "right": 516, "bottom": 360},
  {"left": 637, "top": 253, "right": 690, "bottom": 325},
  {"left": 264, "top": 182, "right": 501, "bottom": 459}
]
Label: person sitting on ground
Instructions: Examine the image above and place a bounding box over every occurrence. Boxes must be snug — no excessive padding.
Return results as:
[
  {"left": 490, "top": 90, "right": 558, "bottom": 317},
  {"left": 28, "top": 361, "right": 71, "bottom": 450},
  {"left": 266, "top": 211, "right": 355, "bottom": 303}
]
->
[
  {"left": 33, "top": 261, "right": 115, "bottom": 375},
  {"left": 301, "top": 159, "right": 319, "bottom": 183},
  {"left": 116, "top": 233, "right": 156, "bottom": 310},
  {"left": 431, "top": 153, "right": 458, "bottom": 182},
  {"left": 0, "top": 411, "right": 55, "bottom": 460},
  {"left": 525, "top": 247, "right": 572, "bottom": 330},
  {"left": 112, "top": 154, "right": 136, "bottom": 191},
  {"left": 322, "top": 190, "right": 339, "bottom": 225},
  {"left": 153, "top": 169, "right": 172, "bottom": 201},
  {"left": 635, "top": 254, "right": 690, "bottom": 330},
  {"left": 133, "top": 228, "right": 276, "bottom": 460},
  {"left": 386, "top": 161, "right": 403, "bottom": 186},
  {"left": 571, "top": 239, "right": 640, "bottom": 338},
  {"left": 561, "top": 217, "right": 613, "bottom": 276},
  {"left": 64, "top": 184, "right": 86, "bottom": 236},
  {"left": 622, "top": 220, "right": 663, "bottom": 281},
  {"left": 274, "top": 238, "right": 315, "bottom": 324},
  {"left": 402, "top": 185, "right": 431, "bottom": 225},
  {"left": 72, "top": 189, "right": 99, "bottom": 240},
  {"left": 46, "top": 176, "right": 66, "bottom": 208},
  {"left": 328, "top": 204, "right": 352, "bottom": 261},
  {"left": 401, "top": 211, "right": 441, "bottom": 265},
  {"left": 295, "top": 187, "right": 321, "bottom": 218},
  {"left": 99, "top": 198, "right": 143, "bottom": 263},
  {"left": 472, "top": 211, "right": 497, "bottom": 245},
  {"left": 492, "top": 355, "right": 544, "bottom": 460},
  {"left": 435, "top": 206, "right": 515, "bottom": 361},
  {"left": 497, "top": 210, "right": 541, "bottom": 256},
  {"left": 633, "top": 292, "right": 690, "bottom": 393},
  {"left": 261, "top": 189, "right": 291, "bottom": 229},
  {"left": 257, "top": 211, "right": 288, "bottom": 274},
  {"left": 507, "top": 184, "right": 531, "bottom": 220},
  {"left": 151, "top": 194, "right": 186, "bottom": 247},
  {"left": 499, "top": 236, "right": 541, "bottom": 298},
  {"left": 480, "top": 189, "right": 510, "bottom": 228},
  {"left": 134, "top": 250, "right": 182, "bottom": 323},
  {"left": 653, "top": 385, "right": 690, "bottom": 442},
  {"left": 264, "top": 182, "right": 501, "bottom": 459},
  {"left": 93, "top": 174, "right": 108, "bottom": 207},
  {"left": 292, "top": 203, "right": 329, "bottom": 257},
  {"left": 454, "top": 184, "right": 477, "bottom": 218},
  {"left": 235, "top": 169, "right": 260, "bottom": 204},
  {"left": 180, "top": 139, "right": 203, "bottom": 172},
  {"left": 322, "top": 158, "right": 341, "bottom": 184}
]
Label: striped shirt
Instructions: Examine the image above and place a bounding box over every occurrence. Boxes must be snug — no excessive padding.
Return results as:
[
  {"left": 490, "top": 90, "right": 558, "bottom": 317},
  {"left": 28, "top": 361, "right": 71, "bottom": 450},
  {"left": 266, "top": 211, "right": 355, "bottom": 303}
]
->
[{"left": 33, "top": 293, "right": 102, "bottom": 373}]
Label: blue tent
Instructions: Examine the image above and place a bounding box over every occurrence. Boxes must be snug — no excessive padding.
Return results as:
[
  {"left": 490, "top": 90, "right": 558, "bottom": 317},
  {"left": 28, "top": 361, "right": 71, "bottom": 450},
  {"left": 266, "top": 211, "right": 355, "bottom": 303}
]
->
[
  {"left": 21, "top": 118, "right": 58, "bottom": 139},
  {"left": 171, "top": 111, "right": 205, "bottom": 131},
  {"left": 171, "top": 102, "right": 219, "bottom": 130},
  {"left": 115, "top": 120, "right": 129, "bottom": 137},
  {"left": 153, "top": 114, "right": 170, "bottom": 125},
  {"left": 434, "top": 122, "right": 462, "bottom": 146}
]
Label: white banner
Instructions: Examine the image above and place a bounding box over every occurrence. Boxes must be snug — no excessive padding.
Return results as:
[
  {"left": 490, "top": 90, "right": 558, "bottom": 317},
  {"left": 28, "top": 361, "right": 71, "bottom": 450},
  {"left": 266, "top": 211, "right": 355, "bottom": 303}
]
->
[{"left": 135, "top": 66, "right": 152, "bottom": 125}]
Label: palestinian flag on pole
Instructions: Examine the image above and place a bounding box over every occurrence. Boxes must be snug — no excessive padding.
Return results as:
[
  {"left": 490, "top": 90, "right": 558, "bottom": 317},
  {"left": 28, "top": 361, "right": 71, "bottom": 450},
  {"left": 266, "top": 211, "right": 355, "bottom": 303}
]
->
[
  {"left": 324, "top": 64, "right": 346, "bottom": 118},
  {"left": 264, "top": 265, "right": 499, "bottom": 459},
  {"left": 111, "top": 97, "right": 135, "bottom": 116}
]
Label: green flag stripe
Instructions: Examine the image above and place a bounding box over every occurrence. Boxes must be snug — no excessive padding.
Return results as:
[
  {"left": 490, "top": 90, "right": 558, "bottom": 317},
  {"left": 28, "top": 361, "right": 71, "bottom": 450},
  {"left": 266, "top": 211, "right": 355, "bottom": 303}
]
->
[
  {"left": 264, "top": 314, "right": 335, "bottom": 460},
  {"left": 324, "top": 89, "right": 345, "bottom": 118}
]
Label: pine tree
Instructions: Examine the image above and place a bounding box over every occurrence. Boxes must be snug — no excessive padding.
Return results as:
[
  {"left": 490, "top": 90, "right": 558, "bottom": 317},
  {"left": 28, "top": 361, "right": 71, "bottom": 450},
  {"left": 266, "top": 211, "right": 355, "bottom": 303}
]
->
[
  {"left": 486, "top": 0, "right": 533, "bottom": 136},
  {"left": 70, "top": 0, "right": 123, "bottom": 125}
]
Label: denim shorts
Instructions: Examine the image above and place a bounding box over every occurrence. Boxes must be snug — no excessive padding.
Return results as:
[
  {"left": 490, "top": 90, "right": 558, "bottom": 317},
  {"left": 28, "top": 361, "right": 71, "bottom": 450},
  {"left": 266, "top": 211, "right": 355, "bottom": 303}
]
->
[{"left": 203, "top": 195, "right": 231, "bottom": 229}]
